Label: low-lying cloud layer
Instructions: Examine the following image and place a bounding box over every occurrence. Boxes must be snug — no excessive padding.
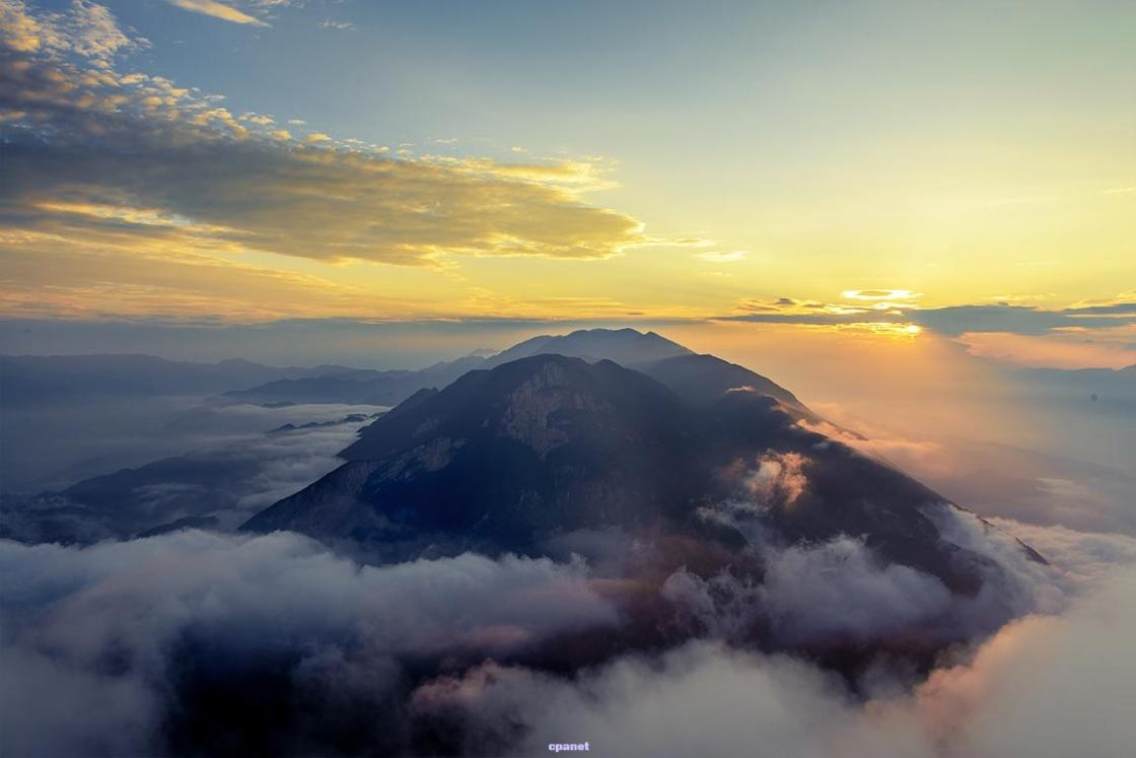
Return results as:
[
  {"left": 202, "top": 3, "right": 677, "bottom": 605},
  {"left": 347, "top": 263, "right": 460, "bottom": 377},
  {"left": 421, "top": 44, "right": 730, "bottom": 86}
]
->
[
  {"left": 0, "top": 532, "right": 618, "bottom": 756},
  {"left": 0, "top": 403, "right": 384, "bottom": 541},
  {"left": 2, "top": 511, "right": 1133, "bottom": 757},
  {"left": 420, "top": 563, "right": 1136, "bottom": 758}
]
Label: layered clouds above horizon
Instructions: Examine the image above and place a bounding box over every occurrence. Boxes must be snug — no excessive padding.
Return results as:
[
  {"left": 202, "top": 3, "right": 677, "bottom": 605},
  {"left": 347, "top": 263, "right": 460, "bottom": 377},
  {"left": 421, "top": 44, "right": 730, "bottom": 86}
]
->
[{"left": 0, "top": 0, "right": 1132, "bottom": 344}]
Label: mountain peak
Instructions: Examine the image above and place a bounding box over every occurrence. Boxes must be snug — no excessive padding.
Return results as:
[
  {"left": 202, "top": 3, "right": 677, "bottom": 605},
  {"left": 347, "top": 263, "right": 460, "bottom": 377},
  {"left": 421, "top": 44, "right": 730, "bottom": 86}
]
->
[
  {"left": 241, "top": 347, "right": 1013, "bottom": 599},
  {"left": 488, "top": 327, "right": 691, "bottom": 367}
]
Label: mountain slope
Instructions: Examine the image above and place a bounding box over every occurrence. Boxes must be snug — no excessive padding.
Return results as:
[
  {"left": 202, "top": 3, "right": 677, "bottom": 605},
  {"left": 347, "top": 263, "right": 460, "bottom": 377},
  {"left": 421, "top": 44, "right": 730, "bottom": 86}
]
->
[
  {"left": 245, "top": 356, "right": 699, "bottom": 551},
  {"left": 638, "top": 352, "right": 805, "bottom": 411},
  {"left": 243, "top": 353, "right": 1010, "bottom": 595}
]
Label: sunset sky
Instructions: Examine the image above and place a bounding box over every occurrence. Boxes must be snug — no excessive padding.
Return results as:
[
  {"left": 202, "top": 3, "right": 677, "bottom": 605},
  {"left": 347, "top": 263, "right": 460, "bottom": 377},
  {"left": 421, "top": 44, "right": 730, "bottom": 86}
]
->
[{"left": 1, "top": 0, "right": 1134, "bottom": 370}]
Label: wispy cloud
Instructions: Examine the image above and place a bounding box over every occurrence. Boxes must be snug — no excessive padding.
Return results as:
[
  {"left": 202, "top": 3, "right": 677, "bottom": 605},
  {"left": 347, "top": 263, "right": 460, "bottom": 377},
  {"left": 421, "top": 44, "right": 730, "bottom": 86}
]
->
[
  {"left": 840, "top": 288, "right": 921, "bottom": 302},
  {"left": 695, "top": 250, "right": 747, "bottom": 263},
  {"left": 165, "top": 0, "right": 268, "bottom": 26}
]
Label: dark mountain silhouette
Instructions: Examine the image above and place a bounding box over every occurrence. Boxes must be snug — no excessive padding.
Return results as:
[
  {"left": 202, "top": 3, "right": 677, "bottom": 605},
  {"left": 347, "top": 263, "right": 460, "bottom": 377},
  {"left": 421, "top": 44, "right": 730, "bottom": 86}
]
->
[{"left": 243, "top": 338, "right": 1019, "bottom": 595}]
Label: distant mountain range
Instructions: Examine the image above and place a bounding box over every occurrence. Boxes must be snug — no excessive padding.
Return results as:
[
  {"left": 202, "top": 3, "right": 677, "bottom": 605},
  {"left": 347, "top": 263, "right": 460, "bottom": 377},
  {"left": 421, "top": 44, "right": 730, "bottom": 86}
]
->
[
  {"left": 8, "top": 331, "right": 1127, "bottom": 412},
  {"left": 222, "top": 328, "right": 696, "bottom": 407},
  {"left": 0, "top": 354, "right": 358, "bottom": 405},
  {"left": 0, "top": 413, "right": 380, "bottom": 544},
  {"left": 221, "top": 358, "right": 484, "bottom": 407}
]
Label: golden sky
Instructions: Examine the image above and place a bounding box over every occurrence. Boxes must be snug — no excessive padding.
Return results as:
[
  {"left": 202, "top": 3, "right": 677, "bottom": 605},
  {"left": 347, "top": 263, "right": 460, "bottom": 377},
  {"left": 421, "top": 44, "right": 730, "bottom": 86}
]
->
[{"left": 1, "top": 0, "right": 1134, "bottom": 368}]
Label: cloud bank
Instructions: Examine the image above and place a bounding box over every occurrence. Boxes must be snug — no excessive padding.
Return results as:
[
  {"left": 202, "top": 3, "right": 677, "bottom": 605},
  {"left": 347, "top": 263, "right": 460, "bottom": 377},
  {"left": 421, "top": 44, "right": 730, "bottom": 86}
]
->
[
  {"left": 0, "top": 531, "right": 618, "bottom": 757},
  {"left": 4, "top": 509, "right": 1132, "bottom": 756},
  {"left": 417, "top": 562, "right": 1136, "bottom": 758},
  {"left": 404, "top": 521, "right": 1136, "bottom": 757},
  {"left": 723, "top": 297, "right": 1136, "bottom": 369}
]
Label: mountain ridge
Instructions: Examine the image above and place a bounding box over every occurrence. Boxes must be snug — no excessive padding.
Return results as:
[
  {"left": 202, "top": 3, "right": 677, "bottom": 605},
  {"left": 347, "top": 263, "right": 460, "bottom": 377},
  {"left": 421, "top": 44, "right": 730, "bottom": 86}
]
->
[
  {"left": 241, "top": 342, "right": 1021, "bottom": 599},
  {"left": 0, "top": 353, "right": 359, "bottom": 404},
  {"left": 217, "top": 327, "right": 804, "bottom": 412}
]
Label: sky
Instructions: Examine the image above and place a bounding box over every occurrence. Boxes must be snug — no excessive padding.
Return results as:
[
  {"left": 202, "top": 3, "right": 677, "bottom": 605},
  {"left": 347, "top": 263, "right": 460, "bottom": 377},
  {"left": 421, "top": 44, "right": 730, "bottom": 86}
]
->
[{"left": 1, "top": 0, "right": 1133, "bottom": 372}]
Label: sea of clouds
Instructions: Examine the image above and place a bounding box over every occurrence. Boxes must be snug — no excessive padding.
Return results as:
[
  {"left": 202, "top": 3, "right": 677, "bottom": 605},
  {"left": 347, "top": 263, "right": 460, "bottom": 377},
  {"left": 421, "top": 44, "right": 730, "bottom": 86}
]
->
[{"left": 2, "top": 512, "right": 1134, "bottom": 757}]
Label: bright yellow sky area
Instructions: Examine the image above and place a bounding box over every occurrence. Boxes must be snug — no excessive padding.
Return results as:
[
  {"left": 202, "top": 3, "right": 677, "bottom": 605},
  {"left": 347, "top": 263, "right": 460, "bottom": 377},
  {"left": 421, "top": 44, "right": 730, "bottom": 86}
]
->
[{"left": 1, "top": 0, "right": 1134, "bottom": 363}]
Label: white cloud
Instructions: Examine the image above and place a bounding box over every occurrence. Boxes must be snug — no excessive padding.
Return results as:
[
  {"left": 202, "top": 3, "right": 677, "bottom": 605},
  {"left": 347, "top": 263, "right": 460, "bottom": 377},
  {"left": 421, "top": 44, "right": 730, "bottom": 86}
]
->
[
  {"left": 413, "top": 552, "right": 1136, "bottom": 757},
  {"left": 744, "top": 450, "right": 808, "bottom": 506},
  {"left": 3, "top": 515, "right": 1135, "bottom": 756},
  {"left": 0, "top": 0, "right": 146, "bottom": 66},
  {"left": 0, "top": 531, "right": 618, "bottom": 756},
  {"left": 841, "top": 289, "right": 922, "bottom": 302}
]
